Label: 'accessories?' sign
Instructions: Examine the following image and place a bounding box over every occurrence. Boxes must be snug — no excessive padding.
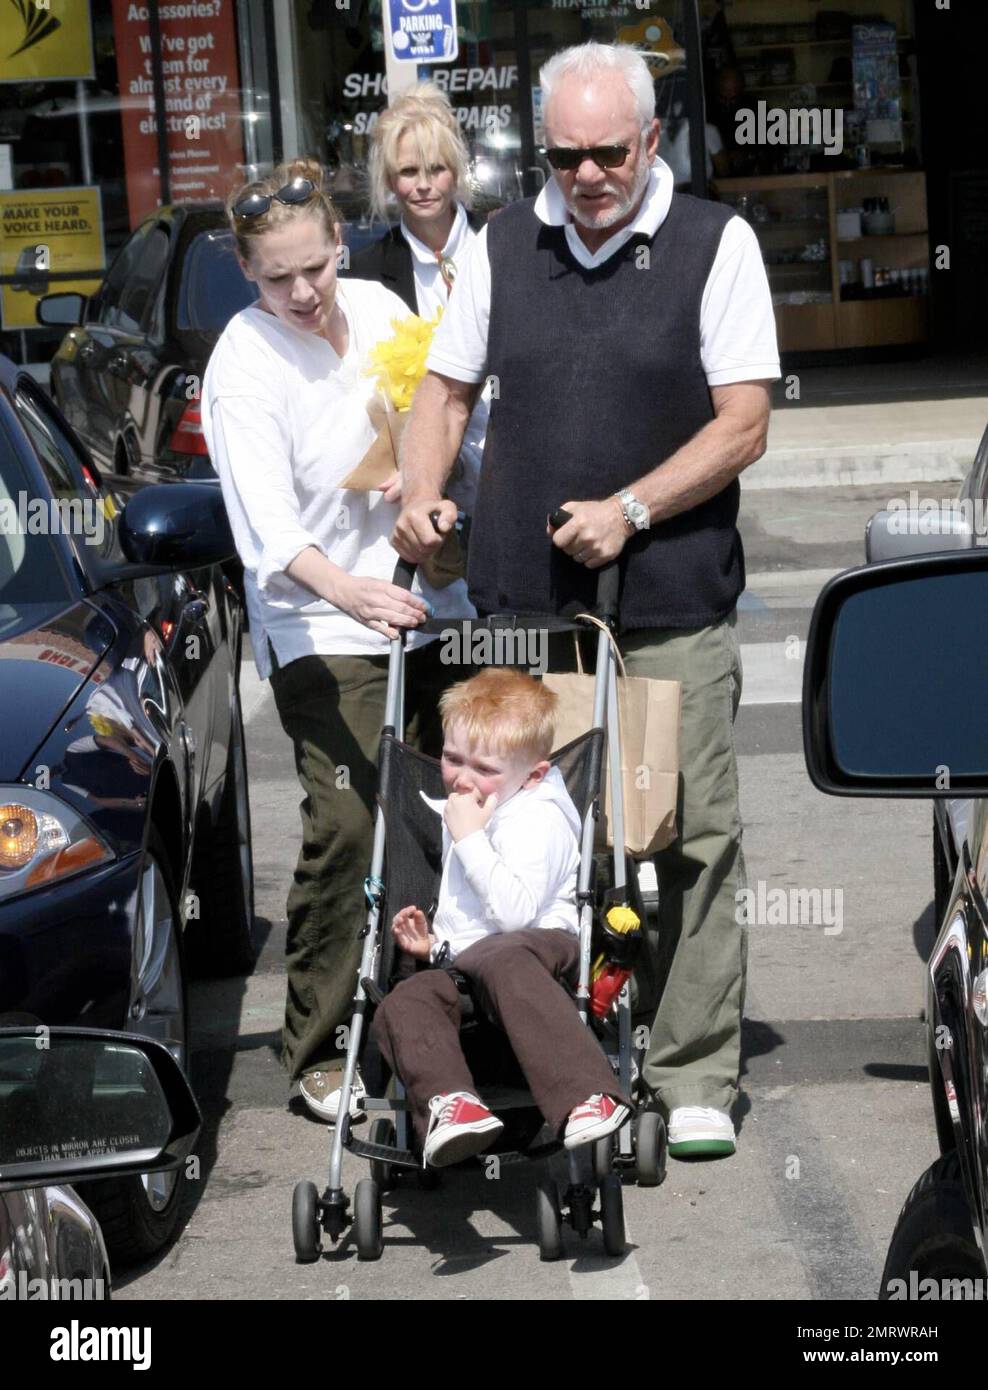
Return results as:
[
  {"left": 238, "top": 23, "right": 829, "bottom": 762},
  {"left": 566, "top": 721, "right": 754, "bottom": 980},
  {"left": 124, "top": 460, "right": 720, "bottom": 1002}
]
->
[
  {"left": 0, "top": 0, "right": 94, "bottom": 84},
  {"left": 386, "top": 0, "right": 458, "bottom": 65},
  {"left": 110, "top": 0, "right": 245, "bottom": 226},
  {"left": 0, "top": 187, "right": 104, "bottom": 330}
]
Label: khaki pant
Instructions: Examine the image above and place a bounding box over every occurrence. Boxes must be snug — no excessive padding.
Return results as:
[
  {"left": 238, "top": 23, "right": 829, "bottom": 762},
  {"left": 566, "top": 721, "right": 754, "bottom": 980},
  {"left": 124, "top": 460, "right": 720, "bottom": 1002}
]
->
[
  {"left": 270, "top": 642, "right": 465, "bottom": 1082},
  {"left": 620, "top": 612, "right": 747, "bottom": 1116}
]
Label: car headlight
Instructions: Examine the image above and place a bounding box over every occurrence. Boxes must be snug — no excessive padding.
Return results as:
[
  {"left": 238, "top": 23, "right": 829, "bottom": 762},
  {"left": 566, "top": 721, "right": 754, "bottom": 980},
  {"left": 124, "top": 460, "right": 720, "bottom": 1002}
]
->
[{"left": 0, "top": 788, "right": 113, "bottom": 900}]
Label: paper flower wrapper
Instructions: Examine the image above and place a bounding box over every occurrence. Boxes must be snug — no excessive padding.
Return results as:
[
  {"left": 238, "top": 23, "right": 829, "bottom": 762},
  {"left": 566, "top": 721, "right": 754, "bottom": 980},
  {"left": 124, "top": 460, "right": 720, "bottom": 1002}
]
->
[{"left": 341, "top": 310, "right": 464, "bottom": 587}]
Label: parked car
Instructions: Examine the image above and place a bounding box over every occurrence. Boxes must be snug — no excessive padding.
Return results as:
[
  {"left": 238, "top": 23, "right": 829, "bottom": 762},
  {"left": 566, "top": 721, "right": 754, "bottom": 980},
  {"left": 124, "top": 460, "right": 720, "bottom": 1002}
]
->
[
  {"left": 0, "top": 355, "right": 253, "bottom": 1265},
  {"left": 803, "top": 547, "right": 988, "bottom": 1294},
  {"left": 0, "top": 1026, "right": 200, "bottom": 1300}
]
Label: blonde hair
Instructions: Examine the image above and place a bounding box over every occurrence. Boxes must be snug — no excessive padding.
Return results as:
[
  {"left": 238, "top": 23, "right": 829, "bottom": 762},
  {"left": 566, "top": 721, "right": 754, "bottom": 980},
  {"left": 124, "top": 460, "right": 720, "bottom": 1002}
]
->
[
  {"left": 368, "top": 82, "right": 472, "bottom": 220},
  {"left": 226, "top": 157, "right": 340, "bottom": 261},
  {"left": 440, "top": 668, "right": 558, "bottom": 764}
]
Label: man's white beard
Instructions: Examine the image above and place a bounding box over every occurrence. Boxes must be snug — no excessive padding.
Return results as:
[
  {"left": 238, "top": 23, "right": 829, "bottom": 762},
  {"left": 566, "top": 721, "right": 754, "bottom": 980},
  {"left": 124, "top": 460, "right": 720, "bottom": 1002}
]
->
[{"left": 566, "top": 142, "right": 651, "bottom": 231}]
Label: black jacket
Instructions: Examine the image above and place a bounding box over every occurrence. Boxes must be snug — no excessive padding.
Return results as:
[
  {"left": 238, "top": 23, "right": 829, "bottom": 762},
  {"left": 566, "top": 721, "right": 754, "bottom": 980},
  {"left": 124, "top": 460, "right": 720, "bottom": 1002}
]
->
[{"left": 343, "top": 208, "right": 487, "bottom": 313}]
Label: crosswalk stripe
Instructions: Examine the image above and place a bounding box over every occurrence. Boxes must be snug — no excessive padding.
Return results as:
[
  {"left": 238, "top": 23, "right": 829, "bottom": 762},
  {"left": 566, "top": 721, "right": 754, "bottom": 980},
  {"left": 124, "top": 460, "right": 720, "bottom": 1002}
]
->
[{"left": 740, "top": 641, "right": 805, "bottom": 706}]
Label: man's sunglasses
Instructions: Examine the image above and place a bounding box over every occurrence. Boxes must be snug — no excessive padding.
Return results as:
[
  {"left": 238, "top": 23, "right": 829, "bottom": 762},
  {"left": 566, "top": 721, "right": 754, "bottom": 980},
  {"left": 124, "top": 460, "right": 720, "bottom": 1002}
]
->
[
  {"left": 233, "top": 176, "right": 316, "bottom": 220},
  {"left": 543, "top": 144, "right": 630, "bottom": 171}
]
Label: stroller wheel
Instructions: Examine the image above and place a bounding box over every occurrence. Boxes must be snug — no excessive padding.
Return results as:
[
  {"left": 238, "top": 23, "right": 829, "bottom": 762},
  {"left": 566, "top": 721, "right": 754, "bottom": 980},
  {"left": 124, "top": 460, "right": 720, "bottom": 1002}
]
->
[
  {"left": 535, "top": 1178, "right": 564, "bottom": 1262},
  {"left": 354, "top": 1178, "right": 384, "bottom": 1261},
  {"left": 368, "top": 1117, "right": 397, "bottom": 1189},
  {"left": 633, "top": 1110, "right": 667, "bottom": 1188},
  {"left": 292, "top": 1181, "right": 322, "bottom": 1263},
  {"left": 599, "top": 1173, "right": 626, "bottom": 1257},
  {"left": 592, "top": 1136, "right": 612, "bottom": 1183}
]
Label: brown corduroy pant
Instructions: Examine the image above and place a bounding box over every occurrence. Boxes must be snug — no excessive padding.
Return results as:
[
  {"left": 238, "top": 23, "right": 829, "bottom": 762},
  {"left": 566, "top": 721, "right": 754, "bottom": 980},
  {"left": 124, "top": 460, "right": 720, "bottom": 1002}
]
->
[{"left": 371, "top": 927, "right": 629, "bottom": 1145}]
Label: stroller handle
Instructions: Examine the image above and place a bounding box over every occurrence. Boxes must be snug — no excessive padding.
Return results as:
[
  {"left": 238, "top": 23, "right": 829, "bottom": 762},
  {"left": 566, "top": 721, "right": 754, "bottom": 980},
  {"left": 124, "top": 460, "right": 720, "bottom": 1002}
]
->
[{"left": 548, "top": 507, "right": 621, "bottom": 626}]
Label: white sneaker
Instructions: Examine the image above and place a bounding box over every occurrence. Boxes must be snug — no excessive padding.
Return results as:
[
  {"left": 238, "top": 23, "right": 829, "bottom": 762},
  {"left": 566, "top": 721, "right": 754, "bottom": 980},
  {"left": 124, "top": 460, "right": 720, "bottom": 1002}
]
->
[
  {"left": 299, "top": 1069, "right": 366, "bottom": 1124},
  {"left": 667, "top": 1106, "right": 735, "bottom": 1158}
]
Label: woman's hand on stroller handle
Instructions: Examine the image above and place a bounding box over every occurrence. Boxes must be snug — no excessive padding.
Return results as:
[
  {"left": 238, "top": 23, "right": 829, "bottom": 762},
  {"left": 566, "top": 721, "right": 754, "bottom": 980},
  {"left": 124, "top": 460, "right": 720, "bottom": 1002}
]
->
[
  {"left": 333, "top": 572, "right": 428, "bottom": 640},
  {"left": 392, "top": 905, "right": 435, "bottom": 959}
]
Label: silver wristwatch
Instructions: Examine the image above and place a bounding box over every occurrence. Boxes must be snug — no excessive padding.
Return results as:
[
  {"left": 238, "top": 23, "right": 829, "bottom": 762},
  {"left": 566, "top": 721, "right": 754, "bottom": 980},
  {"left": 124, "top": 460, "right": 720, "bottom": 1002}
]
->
[{"left": 615, "top": 490, "right": 651, "bottom": 532}]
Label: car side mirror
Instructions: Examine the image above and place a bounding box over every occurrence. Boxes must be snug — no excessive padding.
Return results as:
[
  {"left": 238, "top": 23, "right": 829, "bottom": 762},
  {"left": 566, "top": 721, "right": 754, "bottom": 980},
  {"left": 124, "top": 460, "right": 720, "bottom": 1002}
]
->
[
  {"left": 865, "top": 506, "right": 976, "bottom": 564},
  {"left": 803, "top": 552, "right": 988, "bottom": 796},
  {"left": 119, "top": 482, "right": 236, "bottom": 570},
  {"left": 37, "top": 292, "right": 87, "bottom": 328},
  {"left": 0, "top": 1027, "right": 200, "bottom": 1192}
]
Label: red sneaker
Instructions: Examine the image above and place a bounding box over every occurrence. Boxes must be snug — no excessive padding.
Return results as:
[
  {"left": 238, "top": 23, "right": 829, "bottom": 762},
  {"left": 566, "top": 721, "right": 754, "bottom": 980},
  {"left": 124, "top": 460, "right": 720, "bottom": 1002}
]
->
[
  {"left": 563, "top": 1094, "right": 630, "bottom": 1151},
  {"left": 423, "top": 1091, "right": 504, "bottom": 1168}
]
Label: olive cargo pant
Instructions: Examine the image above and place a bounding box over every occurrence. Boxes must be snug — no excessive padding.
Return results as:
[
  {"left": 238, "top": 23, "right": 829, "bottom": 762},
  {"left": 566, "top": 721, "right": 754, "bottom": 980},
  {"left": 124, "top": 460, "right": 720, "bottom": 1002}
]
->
[
  {"left": 270, "top": 642, "right": 464, "bottom": 1082},
  {"left": 621, "top": 612, "right": 747, "bottom": 1117}
]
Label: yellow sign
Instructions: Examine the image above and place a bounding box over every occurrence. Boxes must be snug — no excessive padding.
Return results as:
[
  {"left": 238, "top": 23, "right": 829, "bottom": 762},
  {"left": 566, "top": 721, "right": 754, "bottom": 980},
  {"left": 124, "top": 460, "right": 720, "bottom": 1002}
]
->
[
  {"left": 0, "top": 0, "right": 94, "bottom": 83},
  {"left": 0, "top": 186, "right": 104, "bottom": 330}
]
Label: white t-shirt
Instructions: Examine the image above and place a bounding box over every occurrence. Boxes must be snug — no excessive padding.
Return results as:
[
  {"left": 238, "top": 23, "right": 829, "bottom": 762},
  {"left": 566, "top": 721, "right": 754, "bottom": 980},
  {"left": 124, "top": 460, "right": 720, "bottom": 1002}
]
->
[
  {"left": 201, "top": 279, "right": 472, "bottom": 680},
  {"left": 426, "top": 156, "right": 780, "bottom": 390},
  {"left": 401, "top": 200, "right": 489, "bottom": 515}
]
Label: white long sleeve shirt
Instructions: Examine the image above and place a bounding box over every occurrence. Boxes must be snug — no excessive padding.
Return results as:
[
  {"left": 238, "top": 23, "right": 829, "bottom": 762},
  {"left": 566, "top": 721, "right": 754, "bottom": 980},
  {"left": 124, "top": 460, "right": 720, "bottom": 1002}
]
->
[
  {"left": 201, "top": 279, "right": 473, "bottom": 679},
  {"left": 422, "top": 766, "right": 582, "bottom": 962}
]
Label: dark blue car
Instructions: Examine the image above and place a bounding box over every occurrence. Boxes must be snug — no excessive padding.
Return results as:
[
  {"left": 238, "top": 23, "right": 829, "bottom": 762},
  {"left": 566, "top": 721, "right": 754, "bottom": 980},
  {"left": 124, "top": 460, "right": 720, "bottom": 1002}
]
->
[{"left": 0, "top": 357, "right": 253, "bottom": 1264}]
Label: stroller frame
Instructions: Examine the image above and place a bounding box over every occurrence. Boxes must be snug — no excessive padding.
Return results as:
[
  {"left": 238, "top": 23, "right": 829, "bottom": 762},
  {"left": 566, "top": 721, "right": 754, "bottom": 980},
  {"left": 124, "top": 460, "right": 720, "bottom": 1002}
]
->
[{"left": 292, "top": 559, "right": 666, "bottom": 1264}]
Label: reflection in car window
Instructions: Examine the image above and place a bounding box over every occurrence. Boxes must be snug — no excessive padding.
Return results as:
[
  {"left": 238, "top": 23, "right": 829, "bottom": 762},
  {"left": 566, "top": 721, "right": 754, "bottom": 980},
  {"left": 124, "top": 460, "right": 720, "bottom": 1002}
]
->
[
  {"left": 13, "top": 383, "right": 124, "bottom": 566},
  {"left": 176, "top": 230, "right": 257, "bottom": 333},
  {"left": 0, "top": 425, "right": 74, "bottom": 634},
  {"left": 98, "top": 223, "right": 170, "bottom": 335}
]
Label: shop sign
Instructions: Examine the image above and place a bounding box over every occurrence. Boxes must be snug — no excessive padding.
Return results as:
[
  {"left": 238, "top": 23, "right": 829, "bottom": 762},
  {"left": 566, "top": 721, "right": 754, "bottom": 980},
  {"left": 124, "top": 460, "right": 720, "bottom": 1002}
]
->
[
  {"left": 0, "top": 185, "right": 104, "bottom": 331},
  {"left": 385, "top": 0, "right": 458, "bottom": 65},
  {"left": 110, "top": 0, "right": 246, "bottom": 226},
  {"left": 0, "top": 0, "right": 95, "bottom": 84}
]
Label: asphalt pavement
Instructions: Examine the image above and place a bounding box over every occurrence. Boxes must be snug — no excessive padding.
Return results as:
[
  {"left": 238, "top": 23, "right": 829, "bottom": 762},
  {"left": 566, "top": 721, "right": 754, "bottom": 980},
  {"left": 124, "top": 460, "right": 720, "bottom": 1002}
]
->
[{"left": 114, "top": 479, "right": 946, "bottom": 1302}]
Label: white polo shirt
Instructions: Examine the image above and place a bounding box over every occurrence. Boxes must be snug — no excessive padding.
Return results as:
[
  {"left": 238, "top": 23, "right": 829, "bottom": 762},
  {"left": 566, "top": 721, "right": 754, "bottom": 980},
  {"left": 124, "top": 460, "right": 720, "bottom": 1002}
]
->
[
  {"left": 426, "top": 156, "right": 780, "bottom": 389},
  {"left": 202, "top": 279, "right": 472, "bottom": 680},
  {"left": 401, "top": 200, "right": 490, "bottom": 515}
]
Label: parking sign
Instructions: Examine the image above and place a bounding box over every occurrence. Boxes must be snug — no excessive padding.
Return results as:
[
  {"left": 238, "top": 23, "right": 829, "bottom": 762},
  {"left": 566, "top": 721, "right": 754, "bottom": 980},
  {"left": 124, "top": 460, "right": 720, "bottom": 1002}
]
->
[{"left": 386, "top": 0, "right": 458, "bottom": 65}]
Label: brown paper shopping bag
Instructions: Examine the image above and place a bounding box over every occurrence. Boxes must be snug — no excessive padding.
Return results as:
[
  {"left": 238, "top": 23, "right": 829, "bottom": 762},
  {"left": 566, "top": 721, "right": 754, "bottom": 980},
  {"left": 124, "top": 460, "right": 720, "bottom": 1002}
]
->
[
  {"left": 341, "top": 395, "right": 464, "bottom": 588},
  {"left": 543, "top": 624, "right": 681, "bottom": 856}
]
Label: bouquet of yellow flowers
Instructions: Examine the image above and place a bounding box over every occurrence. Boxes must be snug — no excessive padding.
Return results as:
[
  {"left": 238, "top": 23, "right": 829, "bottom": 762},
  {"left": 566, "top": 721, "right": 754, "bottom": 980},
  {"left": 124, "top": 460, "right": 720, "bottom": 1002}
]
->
[{"left": 341, "top": 309, "right": 442, "bottom": 490}]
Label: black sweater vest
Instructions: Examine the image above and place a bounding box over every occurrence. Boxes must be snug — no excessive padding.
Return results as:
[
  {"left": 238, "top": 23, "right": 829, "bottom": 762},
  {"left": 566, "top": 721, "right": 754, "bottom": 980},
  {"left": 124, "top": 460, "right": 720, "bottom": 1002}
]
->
[{"left": 468, "top": 192, "right": 743, "bottom": 630}]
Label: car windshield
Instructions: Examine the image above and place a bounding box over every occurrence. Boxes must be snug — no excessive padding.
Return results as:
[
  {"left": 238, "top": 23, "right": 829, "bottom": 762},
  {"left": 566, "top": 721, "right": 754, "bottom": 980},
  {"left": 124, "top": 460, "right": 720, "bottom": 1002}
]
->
[
  {"left": 175, "top": 229, "right": 257, "bottom": 333},
  {"left": 0, "top": 429, "right": 74, "bottom": 639}
]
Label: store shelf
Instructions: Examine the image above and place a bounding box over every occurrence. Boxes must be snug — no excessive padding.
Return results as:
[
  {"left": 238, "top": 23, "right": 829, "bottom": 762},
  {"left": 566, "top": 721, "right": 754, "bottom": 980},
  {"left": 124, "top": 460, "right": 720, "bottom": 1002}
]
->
[{"left": 837, "top": 232, "right": 929, "bottom": 244}]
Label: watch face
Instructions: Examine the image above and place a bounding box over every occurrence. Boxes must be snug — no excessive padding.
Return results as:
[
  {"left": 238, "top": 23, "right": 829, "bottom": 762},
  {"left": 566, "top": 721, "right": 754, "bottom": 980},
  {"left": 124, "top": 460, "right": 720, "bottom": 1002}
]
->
[{"left": 628, "top": 500, "right": 649, "bottom": 528}]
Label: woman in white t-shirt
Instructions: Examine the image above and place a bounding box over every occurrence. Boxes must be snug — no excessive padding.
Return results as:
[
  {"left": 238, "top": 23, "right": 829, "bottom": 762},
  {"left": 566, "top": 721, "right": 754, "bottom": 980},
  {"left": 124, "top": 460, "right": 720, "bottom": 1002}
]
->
[{"left": 202, "top": 158, "right": 470, "bottom": 1120}]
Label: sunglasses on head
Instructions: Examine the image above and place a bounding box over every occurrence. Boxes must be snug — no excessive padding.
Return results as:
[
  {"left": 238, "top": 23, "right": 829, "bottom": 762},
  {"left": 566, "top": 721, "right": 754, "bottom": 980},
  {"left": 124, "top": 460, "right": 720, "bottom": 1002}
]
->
[
  {"left": 543, "top": 144, "right": 631, "bottom": 171},
  {"left": 233, "top": 176, "right": 316, "bottom": 220}
]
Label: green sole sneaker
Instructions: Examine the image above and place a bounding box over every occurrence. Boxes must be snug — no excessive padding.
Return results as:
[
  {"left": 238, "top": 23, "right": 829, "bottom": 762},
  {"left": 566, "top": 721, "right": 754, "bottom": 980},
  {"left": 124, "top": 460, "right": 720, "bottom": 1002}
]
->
[
  {"left": 667, "top": 1137, "right": 736, "bottom": 1159},
  {"left": 667, "top": 1107, "right": 736, "bottom": 1159}
]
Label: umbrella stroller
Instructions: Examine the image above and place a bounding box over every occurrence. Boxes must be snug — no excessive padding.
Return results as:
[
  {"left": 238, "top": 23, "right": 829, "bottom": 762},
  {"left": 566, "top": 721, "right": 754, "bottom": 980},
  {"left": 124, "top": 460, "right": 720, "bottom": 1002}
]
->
[{"left": 291, "top": 531, "right": 666, "bottom": 1264}]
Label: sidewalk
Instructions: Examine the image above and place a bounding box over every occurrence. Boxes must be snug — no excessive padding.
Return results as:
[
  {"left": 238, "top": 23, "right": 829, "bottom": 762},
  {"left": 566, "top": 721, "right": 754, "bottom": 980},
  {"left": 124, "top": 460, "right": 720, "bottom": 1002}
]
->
[{"left": 751, "top": 354, "right": 988, "bottom": 490}]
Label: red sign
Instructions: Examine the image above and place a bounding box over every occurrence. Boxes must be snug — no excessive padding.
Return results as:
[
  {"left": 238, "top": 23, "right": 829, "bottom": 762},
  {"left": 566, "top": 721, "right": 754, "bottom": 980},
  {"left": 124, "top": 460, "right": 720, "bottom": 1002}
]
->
[{"left": 111, "top": 0, "right": 245, "bottom": 226}]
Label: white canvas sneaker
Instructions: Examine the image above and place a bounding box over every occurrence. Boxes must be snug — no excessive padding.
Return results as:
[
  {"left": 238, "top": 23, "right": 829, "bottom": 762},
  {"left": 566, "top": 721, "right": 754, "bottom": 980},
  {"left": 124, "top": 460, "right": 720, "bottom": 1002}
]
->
[
  {"left": 667, "top": 1106, "right": 735, "bottom": 1158},
  {"left": 299, "top": 1069, "right": 366, "bottom": 1124}
]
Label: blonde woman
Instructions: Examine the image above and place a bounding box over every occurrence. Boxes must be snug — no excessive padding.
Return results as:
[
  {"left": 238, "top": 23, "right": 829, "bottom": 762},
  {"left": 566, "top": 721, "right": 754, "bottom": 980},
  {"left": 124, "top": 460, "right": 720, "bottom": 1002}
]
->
[
  {"left": 344, "top": 82, "right": 489, "bottom": 518},
  {"left": 201, "top": 158, "right": 470, "bottom": 1121}
]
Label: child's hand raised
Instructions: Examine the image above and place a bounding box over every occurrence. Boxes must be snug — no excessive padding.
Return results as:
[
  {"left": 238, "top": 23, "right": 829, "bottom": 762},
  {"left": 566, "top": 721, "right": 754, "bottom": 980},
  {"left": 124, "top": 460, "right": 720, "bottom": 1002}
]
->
[
  {"left": 391, "top": 905, "right": 434, "bottom": 959},
  {"left": 444, "top": 789, "right": 498, "bottom": 842}
]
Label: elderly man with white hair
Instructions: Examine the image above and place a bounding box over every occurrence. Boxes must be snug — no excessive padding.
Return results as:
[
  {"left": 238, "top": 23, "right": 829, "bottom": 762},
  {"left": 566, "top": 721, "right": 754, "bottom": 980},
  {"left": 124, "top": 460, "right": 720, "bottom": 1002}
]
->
[{"left": 393, "top": 41, "right": 780, "bottom": 1158}]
